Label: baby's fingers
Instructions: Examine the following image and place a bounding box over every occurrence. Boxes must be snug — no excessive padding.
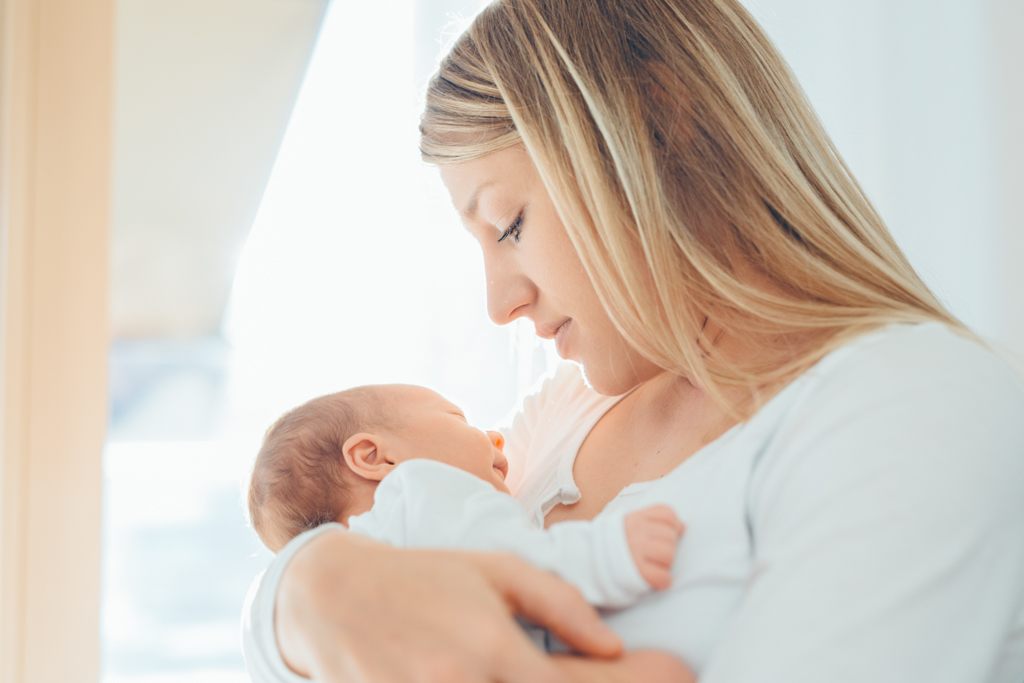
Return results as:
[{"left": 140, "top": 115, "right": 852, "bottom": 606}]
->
[
  {"left": 642, "top": 534, "right": 680, "bottom": 566},
  {"left": 647, "top": 520, "right": 685, "bottom": 545},
  {"left": 634, "top": 516, "right": 685, "bottom": 558},
  {"left": 636, "top": 556, "right": 674, "bottom": 590},
  {"left": 644, "top": 505, "right": 686, "bottom": 534}
]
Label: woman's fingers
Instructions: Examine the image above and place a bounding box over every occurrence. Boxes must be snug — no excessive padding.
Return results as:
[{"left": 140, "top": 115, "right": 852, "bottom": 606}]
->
[
  {"left": 317, "top": 612, "right": 563, "bottom": 683},
  {"left": 620, "top": 650, "right": 697, "bottom": 683},
  {"left": 471, "top": 553, "right": 624, "bottom": 659},
  {"left": 553, "top": 650, "right": 697, "bottom": 683},
  {"left": 276, "top": 533, "right": 584, "bottom": 683},
  {"left": 490, "top": 627, "right": 582, "bottom": 683}
]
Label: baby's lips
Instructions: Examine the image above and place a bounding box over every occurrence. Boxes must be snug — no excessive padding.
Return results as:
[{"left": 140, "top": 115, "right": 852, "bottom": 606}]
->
[{"left": 493, "top": 451, "right": 509, "bottom": 478}]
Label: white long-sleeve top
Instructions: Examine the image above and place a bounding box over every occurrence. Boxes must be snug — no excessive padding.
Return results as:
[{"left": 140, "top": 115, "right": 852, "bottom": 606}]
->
[{"left": 243, "top": 322, "right": 1024, "bottom": 683}]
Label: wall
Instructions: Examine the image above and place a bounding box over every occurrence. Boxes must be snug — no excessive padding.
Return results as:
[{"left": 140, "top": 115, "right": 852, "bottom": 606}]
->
[
  {"left": 742, "top": 0, "right": 1024, "bottom": 372},
  {"left": 111, "top": 0, "right": 327, "bottom": 339},
  {"left": 991, "top": 0, "right": 1024, "bottom": 374}
]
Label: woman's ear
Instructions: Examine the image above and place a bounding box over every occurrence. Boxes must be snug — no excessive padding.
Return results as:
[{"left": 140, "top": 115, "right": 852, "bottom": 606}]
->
[{"left": 342, "top": 432, "right": 394, "bottom": 481}]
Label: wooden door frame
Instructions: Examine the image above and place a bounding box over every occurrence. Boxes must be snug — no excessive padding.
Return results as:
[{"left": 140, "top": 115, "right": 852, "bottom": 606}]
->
[{"left": 0, "top": 0, "right": 114, "bottom": 680}]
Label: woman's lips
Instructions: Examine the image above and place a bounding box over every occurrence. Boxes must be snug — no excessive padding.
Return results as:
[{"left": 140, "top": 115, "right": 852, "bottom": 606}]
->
[{"left": 535, "top": 318, "right": 572, "bottom": 358}]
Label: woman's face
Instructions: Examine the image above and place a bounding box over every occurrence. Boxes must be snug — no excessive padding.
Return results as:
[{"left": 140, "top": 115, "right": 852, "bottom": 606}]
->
[{"left": 439, "top": 145, "right": 663, "bottom": 396}]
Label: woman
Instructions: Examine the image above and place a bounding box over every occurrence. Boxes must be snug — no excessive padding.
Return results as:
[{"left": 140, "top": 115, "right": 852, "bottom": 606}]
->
[{"left": 242, "top": 0, "right": 1024, "bottom": 681}]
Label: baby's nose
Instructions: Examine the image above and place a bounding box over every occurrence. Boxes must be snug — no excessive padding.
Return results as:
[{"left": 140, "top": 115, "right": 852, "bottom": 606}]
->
[{"left": 486, "top": 431, "right": 508, "bottom": 476}]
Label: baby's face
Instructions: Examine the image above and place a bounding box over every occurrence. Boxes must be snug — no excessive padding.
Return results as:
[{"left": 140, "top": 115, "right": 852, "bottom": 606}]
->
[{"left": 386, "top": 386, "right": 510, "bottom": 493}]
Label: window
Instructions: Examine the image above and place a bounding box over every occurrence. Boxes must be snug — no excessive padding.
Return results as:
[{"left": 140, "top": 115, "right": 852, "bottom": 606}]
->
[{"left": 100, "top": 2, "right": 552, "bottom": 681}]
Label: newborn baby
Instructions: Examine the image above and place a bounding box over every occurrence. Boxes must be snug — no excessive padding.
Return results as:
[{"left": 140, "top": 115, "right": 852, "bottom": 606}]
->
[{"left": 248, "top": 384, "right": 685, "bottom": 611}]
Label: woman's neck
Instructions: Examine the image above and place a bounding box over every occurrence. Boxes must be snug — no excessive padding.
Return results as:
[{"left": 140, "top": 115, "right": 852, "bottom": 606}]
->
[
  {"left": 694, "top": 316, "right": 834, "bottom": 417},
  {"left": 621, "top": 370, "right": 739, "bottom": 456}
]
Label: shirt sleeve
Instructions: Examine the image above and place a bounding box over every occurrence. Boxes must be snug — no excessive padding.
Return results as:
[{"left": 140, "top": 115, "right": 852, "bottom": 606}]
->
[
  {"left": 701, "top": 334, "right": 1024, "bottom": 683},
  {"left": 353, "top": 459, "right": 652, "bottom": 608},
  {"left": 497, "top": 361, "right": 580, "bottom": 494},
  {"left": 241, "top": 523, "right": 346, "bottom": 683}
]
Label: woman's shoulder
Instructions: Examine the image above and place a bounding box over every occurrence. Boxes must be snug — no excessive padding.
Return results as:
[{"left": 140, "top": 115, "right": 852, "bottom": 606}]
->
[
  {"left": 801, "top": 322, "right": 1024, "bottom": 410},
  {"left": 709, "top": 324, "right": 1024, "bottom": 683},
  {"left": 751, "top": 322, "right": 1024, "bottom": 523}
]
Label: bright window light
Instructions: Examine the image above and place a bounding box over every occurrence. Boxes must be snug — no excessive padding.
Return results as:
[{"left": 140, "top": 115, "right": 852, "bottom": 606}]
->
[{"left": 102, "top": 2, "right": 553, "bottom": 681}]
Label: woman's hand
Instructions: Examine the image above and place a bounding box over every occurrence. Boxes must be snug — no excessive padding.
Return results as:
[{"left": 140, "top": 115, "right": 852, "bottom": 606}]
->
[
  {"left": 554, "top": 650, "right": 696, "bottom": 683},
  {"left": 275, "top": 529, "right": 623, "bottom": 683}
]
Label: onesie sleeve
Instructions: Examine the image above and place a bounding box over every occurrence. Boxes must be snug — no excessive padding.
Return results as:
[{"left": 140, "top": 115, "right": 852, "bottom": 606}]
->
[
  {"left": 364, "top": 459, "right": 652, "bottom": 608},
  {"left": 701, "top": 333, "right": 1024, "bottom": 683},
  {"left": 539, "top": 509, "right": 652, "bottom": 609}
]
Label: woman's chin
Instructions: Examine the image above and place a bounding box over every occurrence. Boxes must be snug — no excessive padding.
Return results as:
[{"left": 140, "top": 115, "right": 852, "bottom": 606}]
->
[
  {"left": 577, "top": 362, "right": 640, "bottom": 397},
  {"left": 576, "top": 351, "right": 665, "bottom": 397}
]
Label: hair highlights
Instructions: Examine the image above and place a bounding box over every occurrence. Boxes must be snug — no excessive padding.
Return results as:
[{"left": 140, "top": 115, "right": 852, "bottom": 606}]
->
[{"left": 421, "top": 0, "right": 967, "bottom": 411}]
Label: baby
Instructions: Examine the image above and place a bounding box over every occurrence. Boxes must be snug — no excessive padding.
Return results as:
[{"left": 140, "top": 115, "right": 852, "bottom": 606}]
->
[{"left": 247, "top": 384, "right": 685, "bottom": 610}]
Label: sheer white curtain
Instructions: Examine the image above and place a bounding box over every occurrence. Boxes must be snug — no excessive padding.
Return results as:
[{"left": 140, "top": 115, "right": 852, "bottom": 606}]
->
[{"left": 225, "top": 0, "right": 546, "bottom": 446}]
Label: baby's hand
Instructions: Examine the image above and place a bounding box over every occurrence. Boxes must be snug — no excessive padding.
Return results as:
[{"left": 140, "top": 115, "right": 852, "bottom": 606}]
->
[{"left": 624, "top": 505, "right": 685, "bottom": 591}]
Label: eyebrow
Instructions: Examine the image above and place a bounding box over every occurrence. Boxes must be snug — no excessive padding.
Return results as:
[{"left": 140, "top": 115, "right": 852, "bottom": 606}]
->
[{"left": 462, "top": 182, "right": 493, "bottom": 220}]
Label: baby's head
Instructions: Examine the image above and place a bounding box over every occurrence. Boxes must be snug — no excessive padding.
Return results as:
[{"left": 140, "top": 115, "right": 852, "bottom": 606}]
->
[{"left": 248, "top": 384, "right": 509, "bottom": 552}]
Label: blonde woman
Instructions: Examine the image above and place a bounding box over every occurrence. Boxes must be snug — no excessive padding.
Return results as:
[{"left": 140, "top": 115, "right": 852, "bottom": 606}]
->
[{"left": 241, "top": 1, "right": 1024, "bottom": 681}]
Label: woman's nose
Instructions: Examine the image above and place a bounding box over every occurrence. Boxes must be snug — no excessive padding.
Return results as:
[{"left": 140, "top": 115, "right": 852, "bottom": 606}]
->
[{"left": 483, "top": 257, "right": 534, "bottom": 326}]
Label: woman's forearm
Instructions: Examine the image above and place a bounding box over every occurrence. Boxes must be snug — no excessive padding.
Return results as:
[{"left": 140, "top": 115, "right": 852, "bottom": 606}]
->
[
  {"left": 273, "top": 529, "right": 623, "bottom": 682},
  {"left": 274, "top": 530, "right": 378, "bottom": 678}
]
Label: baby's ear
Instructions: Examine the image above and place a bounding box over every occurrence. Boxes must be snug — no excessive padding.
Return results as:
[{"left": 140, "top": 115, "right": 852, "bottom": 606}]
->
[{"left": 342, "top": 432, "right": 393, "bottom": 481}]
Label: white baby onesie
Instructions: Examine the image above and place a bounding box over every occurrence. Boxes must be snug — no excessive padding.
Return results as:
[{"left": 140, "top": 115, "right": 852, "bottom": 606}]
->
[{"left": 346, "top": 458, "right": 651, "bottom": 609}]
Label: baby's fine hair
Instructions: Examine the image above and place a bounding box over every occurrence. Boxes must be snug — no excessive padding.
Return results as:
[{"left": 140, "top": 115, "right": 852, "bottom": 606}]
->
[{"left": 247, "top": 386, "right": 390, "bottom": 552}]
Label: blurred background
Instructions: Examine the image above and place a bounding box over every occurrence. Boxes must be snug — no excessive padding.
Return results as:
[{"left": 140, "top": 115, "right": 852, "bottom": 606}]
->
[{"left": 100, "top": 0, "right": 1023, "bottom": 681}]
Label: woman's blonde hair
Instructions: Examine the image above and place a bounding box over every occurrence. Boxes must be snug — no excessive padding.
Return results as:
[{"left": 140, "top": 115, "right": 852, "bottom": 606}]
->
[{"left": 421, "top": 0, "right": 967, "bottom": 410}]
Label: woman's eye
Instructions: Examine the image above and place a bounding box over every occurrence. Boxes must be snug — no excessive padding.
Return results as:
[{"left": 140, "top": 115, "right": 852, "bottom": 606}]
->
[{"left": 497, "top": 213, "right": 523, "bottom": 243}]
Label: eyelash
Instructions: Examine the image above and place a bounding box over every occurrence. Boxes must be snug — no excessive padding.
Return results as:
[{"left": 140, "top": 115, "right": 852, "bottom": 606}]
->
[{"left": 497, "top": 213, "right": 523, "bottom": 243}]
